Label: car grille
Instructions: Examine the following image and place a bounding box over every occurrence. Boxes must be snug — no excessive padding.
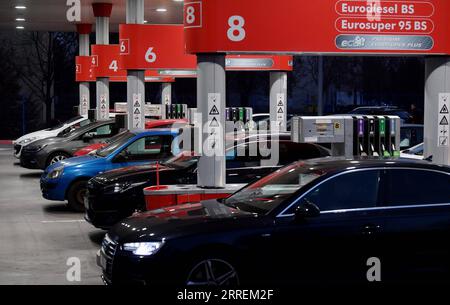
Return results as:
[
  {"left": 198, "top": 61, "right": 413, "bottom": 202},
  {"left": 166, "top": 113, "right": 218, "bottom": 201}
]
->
[
  {"left": 14, "top": 145, "right": 22, "bottom": 155},
  {"left": 101, "top": 234, "right": 118, "bottom": 282}
]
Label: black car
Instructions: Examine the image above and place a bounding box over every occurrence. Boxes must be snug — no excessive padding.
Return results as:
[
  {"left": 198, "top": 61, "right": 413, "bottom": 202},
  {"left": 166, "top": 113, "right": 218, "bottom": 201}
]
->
[
  {"left": 348, "top": 106, "right": 413, "bottom": 123},
  {"left": 99, "top": 158, "right": 450, "bottom": 285},
  {"left": 20, "top": 120, "right": 121, "bottom": 170},
  {"left": 85, "top": 138, "right": 330, "bottom": 229}
]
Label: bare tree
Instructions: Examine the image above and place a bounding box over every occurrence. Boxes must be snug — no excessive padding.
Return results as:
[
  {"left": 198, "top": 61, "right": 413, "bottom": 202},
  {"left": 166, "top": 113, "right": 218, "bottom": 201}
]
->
[{"left": 15, "top": 31, "right": 77, "bottom": 127}]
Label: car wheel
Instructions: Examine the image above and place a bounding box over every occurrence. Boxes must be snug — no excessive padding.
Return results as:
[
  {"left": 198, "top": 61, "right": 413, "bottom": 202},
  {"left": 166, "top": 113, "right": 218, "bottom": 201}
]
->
[
  {"left": 47, "top": 152, "right": 70, "bottom": 167},
  {"left": 67, "top": 180, "right": 88, "bottom": 212},
  {"left": 186, "top": 258, "right": 240, "bottom": 286}
]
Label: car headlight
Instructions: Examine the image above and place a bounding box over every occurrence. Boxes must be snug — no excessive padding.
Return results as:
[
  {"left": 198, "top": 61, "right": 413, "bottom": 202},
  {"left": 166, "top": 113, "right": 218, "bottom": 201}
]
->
[
  {"left": 19, "top": 137, "right": 38, "bottom": 145},
  {"left": 122, "top": 242, "right": 163, "bottom": 256},
  {"left": 47, "top": 166, "right": 64, "bottom": 179},
  {"left": 104, "top": 182, "right": 145, "bottom": 194},
  {"left": 27, "top": 144, "right": 48, "bottom": 152}
]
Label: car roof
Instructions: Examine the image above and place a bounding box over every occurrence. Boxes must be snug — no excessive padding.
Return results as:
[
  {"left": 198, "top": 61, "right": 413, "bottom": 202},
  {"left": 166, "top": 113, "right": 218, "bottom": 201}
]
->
[
  {"left": 130, "top": 128, "right": 180, "bottom": 136},
  {"left": 294, "top": 157, "right": 450, "bottom": 174},
  {"left": 67, "top": 119, "right": 115, "bottom": 136}
]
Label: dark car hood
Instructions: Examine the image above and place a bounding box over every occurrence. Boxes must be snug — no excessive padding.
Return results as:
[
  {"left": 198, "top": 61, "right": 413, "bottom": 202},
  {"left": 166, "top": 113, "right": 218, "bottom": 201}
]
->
[
  {"left": 27, "top": 136, "right": 67, "bottom": 149},
  {"left": 94, "top": 164, "right": 173, "bottom": 183},
  {"left": 109, "top": 200, "right": 258, "bottom": 243}
]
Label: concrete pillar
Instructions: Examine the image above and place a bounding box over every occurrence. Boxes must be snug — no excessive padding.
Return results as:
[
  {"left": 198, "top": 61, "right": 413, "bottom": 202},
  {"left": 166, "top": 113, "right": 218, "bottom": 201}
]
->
[
  {"left": 93, "top": 3, "right": 112, "bottom": 121},
  {"left": 197, "top": 54, "right": 226, "bottom": 188},
  {"left": 270, "top": 71, "right": 288, "bottom": 132},
  {"left": 161, "top": 82, "right": 172, "bottom": 119},
  {"left": 424, "top": 57, "right": 450, "bottom": 165},
  {"left": 126, "top": 0, "right": 145, "bottom": 130},
  {"left": 76, "top": 24, "right": 91, "bottom": 117}
]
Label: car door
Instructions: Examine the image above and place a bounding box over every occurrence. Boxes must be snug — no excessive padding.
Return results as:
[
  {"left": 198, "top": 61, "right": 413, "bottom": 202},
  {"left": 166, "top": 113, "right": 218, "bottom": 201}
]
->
[
  {"left": 378, "top": 168, "right": 450, "bottom": 283},
  {"left": 271, "top": 169, "right": 385, "bottom": 284},
  {"left": 114, "top": 135, "right": 173, "bottom": 167}
]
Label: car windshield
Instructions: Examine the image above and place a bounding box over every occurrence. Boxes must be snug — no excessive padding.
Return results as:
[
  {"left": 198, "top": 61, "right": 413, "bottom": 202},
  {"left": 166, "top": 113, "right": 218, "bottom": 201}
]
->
[
  {"left": 48, "top": 116, "right": 82, "bottom": 131},
  {"left": 96, "top": 132, "right": 135, "bottom": 157},
  {"left": 163, "top": 153, "right": 199, "bottom": 169},
  {"left": 223, "top": 162, "right": 326, "bottom": 214}
]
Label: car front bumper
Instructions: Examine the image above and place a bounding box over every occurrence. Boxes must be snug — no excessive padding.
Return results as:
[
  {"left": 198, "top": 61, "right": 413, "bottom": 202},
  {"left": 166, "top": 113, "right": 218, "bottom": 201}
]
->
[
  {"left": 85, "top": 187, "right": 143, "bottom": 229},
  {"left": 20, "top": 150, "right": 47, "bottom": 169},
  {"left": 40, "top": 174, "right": 68, "bottom": 201}
]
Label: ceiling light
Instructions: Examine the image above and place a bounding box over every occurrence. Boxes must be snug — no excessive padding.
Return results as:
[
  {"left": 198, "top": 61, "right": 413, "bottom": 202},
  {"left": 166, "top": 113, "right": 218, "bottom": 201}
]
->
[
  {"left": 16, "top": 26, "right": 25, "bottom": 30},
  {"left": 156, "top": 8, "right": 167, "bottom": 12},
  {"left": 15, "top": 5, "right": 27, "bottom": 10},
  {"left": 16, "top": 18, "right": 26, "bottom": 21},
  {"left": 173, "top": 0, "right": 184, "bottom": 2}
]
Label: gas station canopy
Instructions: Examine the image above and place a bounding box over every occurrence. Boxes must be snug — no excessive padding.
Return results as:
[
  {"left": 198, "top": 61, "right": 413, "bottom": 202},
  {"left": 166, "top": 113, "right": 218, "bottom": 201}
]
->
[{"left": 0, "top": 0, "right": 183, "bottom": 32}]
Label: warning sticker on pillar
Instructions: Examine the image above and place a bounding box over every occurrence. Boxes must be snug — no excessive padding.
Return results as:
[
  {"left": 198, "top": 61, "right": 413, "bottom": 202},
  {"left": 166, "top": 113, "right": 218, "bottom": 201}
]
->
[
  {"left": 81, "top": 95, "right": 89, "bottom": 116},
  {"left": 276, "top": 93, "right": 286, "bottom": 123},
  {"left": 184, "top": 0, "right": 450, "bottom": 55},
  {"left": 438, "top": 93, "right": 449, "bottom": 147},
  {"left": 99, "top": 94, "right": 108, "bottom": 120},
  {"left": 119, "top": 24, "right": 197, "bottom": 70},
  {"left": 207, "top": 93, "right": 223, "bottom": 153},
  {"left": 133, "top": 94, "right": 143, "bottom": 129}
]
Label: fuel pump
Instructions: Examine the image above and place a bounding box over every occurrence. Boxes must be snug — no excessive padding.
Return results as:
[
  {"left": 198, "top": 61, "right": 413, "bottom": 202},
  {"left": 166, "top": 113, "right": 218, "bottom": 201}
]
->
[
  {"left": 377, "top": 117, "right": 390, "bottom": 157},
  {"left": 366, "top": 116, "right": 378, "bottom": 156},
  {"left": 386, "top": 116, "right": 401, "bottom": 157},
  {"left": 353, "top": 117, "right": 367, "bottom": 156}
]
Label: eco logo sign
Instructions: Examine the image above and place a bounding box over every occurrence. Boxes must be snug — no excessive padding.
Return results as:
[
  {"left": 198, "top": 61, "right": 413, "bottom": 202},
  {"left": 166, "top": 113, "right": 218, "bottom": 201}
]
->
[{"left": 66, "top": 0, "right": 81, "bottom": 22}]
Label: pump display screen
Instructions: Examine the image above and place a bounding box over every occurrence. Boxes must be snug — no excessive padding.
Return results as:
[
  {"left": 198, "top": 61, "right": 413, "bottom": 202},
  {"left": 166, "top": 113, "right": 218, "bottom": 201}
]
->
[{"left": 314, "top": 123, "right": 334, "bottom": 136}]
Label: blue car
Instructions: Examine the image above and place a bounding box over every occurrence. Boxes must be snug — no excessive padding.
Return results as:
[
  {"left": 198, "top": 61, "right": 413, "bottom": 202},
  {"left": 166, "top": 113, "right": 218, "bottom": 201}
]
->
[{"left": 40, "top": 129, "right": 180, "bottom": 211}]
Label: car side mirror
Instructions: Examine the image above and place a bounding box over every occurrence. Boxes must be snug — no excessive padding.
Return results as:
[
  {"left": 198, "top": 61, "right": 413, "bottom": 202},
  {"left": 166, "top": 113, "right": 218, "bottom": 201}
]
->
[
  {"left": 295, "top": 200, "right": 320, "bottom": 221},
  {"left": 114, "top": 151, "right": 129, "bottom": 163},
  {"left": 82, "top": 134, "right": 93, "bottom": 143}
]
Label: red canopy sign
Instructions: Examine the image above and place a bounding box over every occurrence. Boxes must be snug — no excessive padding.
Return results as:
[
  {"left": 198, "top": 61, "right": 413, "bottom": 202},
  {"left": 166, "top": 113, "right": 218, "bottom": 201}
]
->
[
  {"left": 119, "top": 24, "right": 197, "bottom": 70},
  {"left": 75, "top": 56, "right": 95, "bottom": 82},
  {"left": 184, "top": 0, "right": 450, "bottom": 55},
  {"left": 91, "top": 45, "right": 127, "bottom": 80}
]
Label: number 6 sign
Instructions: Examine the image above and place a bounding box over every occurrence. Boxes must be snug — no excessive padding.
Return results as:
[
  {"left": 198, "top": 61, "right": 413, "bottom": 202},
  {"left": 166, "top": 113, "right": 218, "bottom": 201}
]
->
[{"left": 119, "top": 24, "right": 197, "bottom": 70}]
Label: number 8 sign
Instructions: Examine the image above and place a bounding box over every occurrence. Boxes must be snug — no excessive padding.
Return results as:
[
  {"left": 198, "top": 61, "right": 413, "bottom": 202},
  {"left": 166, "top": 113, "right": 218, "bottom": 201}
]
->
[{"left": 184, "top": 2, "right": 202, "bottom": 28}]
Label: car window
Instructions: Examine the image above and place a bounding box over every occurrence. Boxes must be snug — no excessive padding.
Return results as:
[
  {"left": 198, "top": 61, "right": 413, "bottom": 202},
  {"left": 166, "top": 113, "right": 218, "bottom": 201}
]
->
[
  {"left": 83, "top": 124, "right": 115, "bottom": 139},
  {"left": 384, "top": 169, "right": 450, "bottom": 206},
  {"left": 300, "top": 170, "right": 381, "bottom": 212},
  {"left": 122, "top": 135, "right": 172, "bottom": 161}
]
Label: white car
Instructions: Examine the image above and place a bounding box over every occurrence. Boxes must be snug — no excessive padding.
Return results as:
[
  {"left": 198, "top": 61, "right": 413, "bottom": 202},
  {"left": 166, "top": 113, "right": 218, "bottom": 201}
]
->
[
  {"left": 400, "top": 143, "right": 424, "bottom": 160},
  {"left": 13, "top": 116, "right": 91, "bottom": 158}
]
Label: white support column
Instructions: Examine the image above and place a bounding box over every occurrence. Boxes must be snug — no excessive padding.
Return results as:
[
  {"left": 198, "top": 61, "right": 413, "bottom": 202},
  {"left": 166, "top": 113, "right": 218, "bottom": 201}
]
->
[
  {"left": 126, "top": 0, "right": 145, "bottom": 130},
  {"left": 270, "top": 71, "right": 288, "bottom": 132},
  {"left": 197, "top": 54, "right": 226, "bottom": 188},
  {"left": 424, "top": 57, "right": 450, "bottom": 165},
  {"left": 77, "top": 24, "right": 91, "bottom": 117},
  {"left": 161, "top": 82, "right": 172, "bottom": 119},
  {"left": 93, "top": 3, "right": 112, "bottom": 121}
]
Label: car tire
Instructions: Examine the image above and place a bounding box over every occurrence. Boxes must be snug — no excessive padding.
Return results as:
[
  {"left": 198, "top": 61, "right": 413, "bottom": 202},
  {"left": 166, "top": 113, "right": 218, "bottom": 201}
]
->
[
  {"left": 185, "top": 257, "right": 240, "bottom": 286},
  {"left": 67, "top": 180, "right": 88, "bottom": 212},
  {"left": 46, "top": 152, "right": 71, "bottom": 168}
]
